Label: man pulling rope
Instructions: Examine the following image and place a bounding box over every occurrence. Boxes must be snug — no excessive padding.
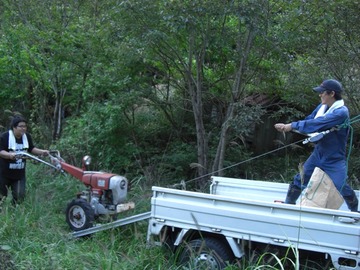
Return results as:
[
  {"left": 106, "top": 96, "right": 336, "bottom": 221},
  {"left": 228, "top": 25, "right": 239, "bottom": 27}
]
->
[{"left": 275, "top": 79, "right": 359, "bottom": 212}]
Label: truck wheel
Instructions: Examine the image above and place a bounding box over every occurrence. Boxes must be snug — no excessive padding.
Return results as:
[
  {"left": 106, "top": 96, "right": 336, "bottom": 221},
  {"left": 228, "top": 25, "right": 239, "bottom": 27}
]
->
[
  {"left": 66, "top": 199, "right": 95, "bottom": 231},
  {"left": 179, "top": 238, "right": 235, "bottom": 270}
]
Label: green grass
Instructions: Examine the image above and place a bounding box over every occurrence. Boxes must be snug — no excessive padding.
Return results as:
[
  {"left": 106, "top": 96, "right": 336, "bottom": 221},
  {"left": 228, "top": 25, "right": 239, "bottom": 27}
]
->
[
  {"left": 0, "top": 163, "right": 174, "bottom": 270},
  {"left": 0, "top": 162, "right": 340, "bottom": 270}
]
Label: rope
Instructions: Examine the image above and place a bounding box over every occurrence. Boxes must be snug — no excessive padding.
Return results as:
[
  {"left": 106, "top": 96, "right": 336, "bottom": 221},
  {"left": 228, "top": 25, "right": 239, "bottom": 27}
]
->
[
  {"left": 335, "top": 115, "right": 360, "bottom": 192},
  {"left": 177, "top": 114, "right": 360, "bottom": 188},
  {"left": 180, "top": 137, "right": 306, "bottom": 186}
]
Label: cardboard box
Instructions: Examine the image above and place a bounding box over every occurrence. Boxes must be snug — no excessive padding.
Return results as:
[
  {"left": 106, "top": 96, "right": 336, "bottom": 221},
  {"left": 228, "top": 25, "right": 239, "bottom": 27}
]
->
[{"left": 300, "top": 167, "right": 344, "bottom": 209}]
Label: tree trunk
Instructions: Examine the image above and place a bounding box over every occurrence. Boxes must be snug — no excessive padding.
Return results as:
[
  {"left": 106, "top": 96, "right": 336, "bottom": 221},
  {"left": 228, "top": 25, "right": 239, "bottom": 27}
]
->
[
  {"left": 212, "top": 28, "right": 256, "bottom": 176},
  {"left": 187, "top": 32, "right": 208, "bottom": 189},
  {"left": 52, "top": 73, "right": 65, "bottom": 141},
  {"left": 212, "top": 103, "right": 235, "bottom": 176}
]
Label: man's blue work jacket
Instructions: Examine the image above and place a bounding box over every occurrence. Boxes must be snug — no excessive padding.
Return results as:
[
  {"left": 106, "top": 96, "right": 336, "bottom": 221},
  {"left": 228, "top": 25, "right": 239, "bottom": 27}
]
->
[{"left": 290, "top": 103, "right": 353, "bottom": 196}]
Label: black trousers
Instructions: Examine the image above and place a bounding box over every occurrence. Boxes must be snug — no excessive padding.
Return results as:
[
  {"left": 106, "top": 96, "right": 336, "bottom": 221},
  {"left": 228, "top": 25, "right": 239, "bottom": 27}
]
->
[{"left": 0, "top": 174, "right": 26, "bottom": 204}]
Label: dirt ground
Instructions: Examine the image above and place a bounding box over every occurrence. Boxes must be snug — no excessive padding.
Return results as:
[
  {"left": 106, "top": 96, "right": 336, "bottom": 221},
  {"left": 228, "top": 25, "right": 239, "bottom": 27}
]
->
[{"left": 0, "top": 251, "right": 16, "bottom": 270}]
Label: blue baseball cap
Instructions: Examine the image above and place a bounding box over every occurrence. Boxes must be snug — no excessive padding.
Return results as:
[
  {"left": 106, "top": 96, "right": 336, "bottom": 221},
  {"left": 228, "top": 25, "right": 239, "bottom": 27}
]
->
[{"left": 313, "top": 79, "right": 342, "bottom": 93}]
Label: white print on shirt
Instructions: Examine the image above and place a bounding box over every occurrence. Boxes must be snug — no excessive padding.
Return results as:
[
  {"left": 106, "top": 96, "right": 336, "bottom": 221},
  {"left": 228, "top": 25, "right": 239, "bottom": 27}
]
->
[
  {"left": 9, "top": 142, "right": 26, "bottom": 170},
  {"left": 9, "top": 161, "right": 25, "bottom": 169}
]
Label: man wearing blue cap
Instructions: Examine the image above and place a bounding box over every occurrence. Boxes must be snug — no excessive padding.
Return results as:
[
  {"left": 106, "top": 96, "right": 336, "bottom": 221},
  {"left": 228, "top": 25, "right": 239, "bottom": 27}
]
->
[{"left": 274, "top": 79, "right": 359, "bottom": 212}]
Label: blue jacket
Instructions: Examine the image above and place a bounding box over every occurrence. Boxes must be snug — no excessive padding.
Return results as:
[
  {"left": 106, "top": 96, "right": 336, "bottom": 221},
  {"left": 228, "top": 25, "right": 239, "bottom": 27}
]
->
[
  {"left": 290, "top": 103, "right": 352, "bottom": 196},
  {"left": 291, "top": 103, "right": 349, "bottom": 162}
]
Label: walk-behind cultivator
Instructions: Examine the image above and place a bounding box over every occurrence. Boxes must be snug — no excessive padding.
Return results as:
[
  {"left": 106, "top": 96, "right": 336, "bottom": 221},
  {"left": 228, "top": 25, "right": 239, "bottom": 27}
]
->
[{"left": 17, "top": 151, "right": 135, "bottom": 231}]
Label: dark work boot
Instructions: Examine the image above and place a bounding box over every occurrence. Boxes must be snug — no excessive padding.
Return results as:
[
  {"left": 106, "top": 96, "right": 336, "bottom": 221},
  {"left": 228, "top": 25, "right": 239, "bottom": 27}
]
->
[
  {"left": 285, "top": 183, "right": 302, "bottom": 205},
  {"left": 343, "top": 190, "right": 359, "bottom": 212}
]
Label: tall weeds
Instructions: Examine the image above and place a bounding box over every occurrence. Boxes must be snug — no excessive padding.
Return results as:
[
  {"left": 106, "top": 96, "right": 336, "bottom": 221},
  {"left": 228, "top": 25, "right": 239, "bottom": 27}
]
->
[{"left": 0, "top": 163, "right": 336, "bottom": 269}]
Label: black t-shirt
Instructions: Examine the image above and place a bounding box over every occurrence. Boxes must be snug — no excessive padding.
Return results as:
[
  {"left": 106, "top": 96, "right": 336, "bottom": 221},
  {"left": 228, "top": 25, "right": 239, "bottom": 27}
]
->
[{"left": 0, "top": 131, "right": 35, "bottom": 179}]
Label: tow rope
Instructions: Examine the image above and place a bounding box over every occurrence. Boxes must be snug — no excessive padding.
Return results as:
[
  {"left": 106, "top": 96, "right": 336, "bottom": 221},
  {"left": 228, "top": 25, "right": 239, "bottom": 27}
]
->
[
  {"left": 343, "top": 115, "right": 360, "bottom": 170},
  {"left": 172, "top": 114, "right": 360, "bottom": 188}
]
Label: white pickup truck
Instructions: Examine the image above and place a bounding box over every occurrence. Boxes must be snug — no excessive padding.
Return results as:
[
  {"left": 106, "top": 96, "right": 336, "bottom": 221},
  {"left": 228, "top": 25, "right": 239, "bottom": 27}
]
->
[{"left": 147, "top": 176, "right": 360, "bottom": 269}]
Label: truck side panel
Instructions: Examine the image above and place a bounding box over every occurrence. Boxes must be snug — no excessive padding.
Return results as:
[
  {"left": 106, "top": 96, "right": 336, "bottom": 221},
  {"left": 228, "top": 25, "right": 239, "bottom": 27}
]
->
[
  {"left": 210, "top": 176, "right": 358, "bottom": 212},
  {"left": 148, "top": 186, "right": 360, "bottom": 269}
]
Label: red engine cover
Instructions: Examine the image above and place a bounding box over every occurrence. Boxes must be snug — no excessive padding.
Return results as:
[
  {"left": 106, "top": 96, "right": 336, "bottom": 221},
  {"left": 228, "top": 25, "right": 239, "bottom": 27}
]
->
[{"left": 82, "top": 173, "right": 116, "bottom": 190}]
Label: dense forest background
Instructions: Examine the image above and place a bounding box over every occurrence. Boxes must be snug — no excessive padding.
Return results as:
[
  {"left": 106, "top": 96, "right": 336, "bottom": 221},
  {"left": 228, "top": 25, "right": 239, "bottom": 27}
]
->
[{"left": 1, "top": 0, "right": 359, "bottom": 189}]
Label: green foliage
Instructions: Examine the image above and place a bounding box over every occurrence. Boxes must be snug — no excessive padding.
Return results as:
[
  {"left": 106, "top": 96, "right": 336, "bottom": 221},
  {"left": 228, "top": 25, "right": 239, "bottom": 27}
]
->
[
  {"left": 0, "top": 26, "right": 33, "bottom": 118},
  {"left": 0, "top": 1, "right": 359, "bottom": 268},
  {"left": 229, "top": 103, "right": 266, "bottom": 136},
  {"left": 270, "top": 106, "right": 306, "bottom": 123},
  {"left": 56, "top": 97, "right": 198, "bottom": 186},
  {"left": 1, "top": 0, "right": 360, "bottom": 192},
  {"left": 0, "top": 163, "right": 170, "bottom": 269},
  {"left": 55, "top": 102, "right": 135, "bottom": 171},
  {"left": 0, "top": 163, "right": 338, "bottom": 269},
  {"left": 347, "top": 147, "right": 360, "bottom": 189}
]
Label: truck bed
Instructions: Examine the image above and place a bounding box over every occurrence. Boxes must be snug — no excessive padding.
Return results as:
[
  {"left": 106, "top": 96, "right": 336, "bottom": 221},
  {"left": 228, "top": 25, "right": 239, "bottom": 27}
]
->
[
  {"left": 210, "top": 176, "right": 357, "bottom": 211},
  {"left": 148, "top": 177, "right": 360, "bottom": 269}
]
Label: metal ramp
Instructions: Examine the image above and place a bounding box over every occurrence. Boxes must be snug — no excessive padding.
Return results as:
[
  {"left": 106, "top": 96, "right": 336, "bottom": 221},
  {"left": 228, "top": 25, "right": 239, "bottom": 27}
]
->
[{"left": 71, "top": 211, "right": 151, "bottom": 238}]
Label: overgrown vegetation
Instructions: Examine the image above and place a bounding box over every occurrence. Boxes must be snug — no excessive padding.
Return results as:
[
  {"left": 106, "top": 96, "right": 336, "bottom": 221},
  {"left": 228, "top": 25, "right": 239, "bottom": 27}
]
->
[
  {"left": 0, "top": 164, "right": 160, "bottom": 269},
  {"left": 0, "top": 159, "right": 340, "bottom": 269},
  {"left": 1, "top": 0, "right": 360, "bottom": 189},
  {"left": 0, "top": 0, "right": 359, "bottom": 269}
]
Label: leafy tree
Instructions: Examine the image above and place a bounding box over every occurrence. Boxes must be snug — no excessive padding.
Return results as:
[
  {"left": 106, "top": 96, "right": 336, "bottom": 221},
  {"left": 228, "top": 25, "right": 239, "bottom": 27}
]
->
[
  {"left": 0, "top": 0, "right": 115, "bottom": 142},
  {"left": 1, "top": 0, "right": 359, "bottom": 186},
  {"left": 106, "top": 0, "right": 314, "bottom": 186}
]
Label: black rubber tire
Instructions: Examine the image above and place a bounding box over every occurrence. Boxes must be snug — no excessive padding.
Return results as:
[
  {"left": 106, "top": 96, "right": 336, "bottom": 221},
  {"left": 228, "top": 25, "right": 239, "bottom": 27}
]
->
[
  {"left": 178, "top": 237, "right": 235, "bottom": 270},
  {"left": 65, "top": 199, "right": 95, "bottom": 231}
]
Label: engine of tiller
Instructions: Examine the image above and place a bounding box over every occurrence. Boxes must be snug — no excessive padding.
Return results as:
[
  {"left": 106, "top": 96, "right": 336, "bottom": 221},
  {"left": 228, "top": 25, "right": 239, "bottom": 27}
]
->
[{"left": 50, "top": 153, "right": 134, "bottom": 231}]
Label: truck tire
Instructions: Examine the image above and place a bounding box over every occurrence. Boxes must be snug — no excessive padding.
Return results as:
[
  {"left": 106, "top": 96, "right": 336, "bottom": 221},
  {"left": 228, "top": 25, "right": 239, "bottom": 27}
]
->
[
  {"left": 66, "top": 199, "right": 95, "bottom": 231},
  {"left": 178, "top": 237, "right": 235, "bottom": 270}
]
